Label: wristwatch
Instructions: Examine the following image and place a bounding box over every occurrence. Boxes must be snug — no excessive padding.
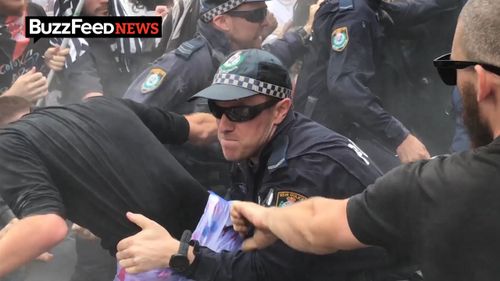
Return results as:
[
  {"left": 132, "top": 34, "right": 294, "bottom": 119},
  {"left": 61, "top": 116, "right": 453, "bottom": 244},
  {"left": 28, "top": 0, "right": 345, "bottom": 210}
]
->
[{"left": 169, "top": 230, "right": 192, "bottom": 273}]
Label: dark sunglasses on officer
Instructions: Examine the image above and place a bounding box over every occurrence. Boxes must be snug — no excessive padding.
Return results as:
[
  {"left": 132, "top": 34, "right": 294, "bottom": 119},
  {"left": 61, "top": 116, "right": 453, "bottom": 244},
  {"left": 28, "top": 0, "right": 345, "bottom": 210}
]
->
[
  {"left": 226, "top": 7, "right": 268, "bottom": 23},
  {"left": 208, "top": 98, "right": 279, "bottom": 122},
  {"left": 433, "top": 53, "right": 500, "bottom": 86}
]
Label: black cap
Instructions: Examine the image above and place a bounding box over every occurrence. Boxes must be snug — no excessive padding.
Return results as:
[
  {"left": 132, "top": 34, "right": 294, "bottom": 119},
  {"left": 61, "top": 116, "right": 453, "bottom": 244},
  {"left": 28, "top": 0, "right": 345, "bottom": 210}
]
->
[
  {"left": 199, "top": 0, "right": 268, "bottom": 23},
  {"left": 191, "top": 49, "right": 292, "bottom": 101}
]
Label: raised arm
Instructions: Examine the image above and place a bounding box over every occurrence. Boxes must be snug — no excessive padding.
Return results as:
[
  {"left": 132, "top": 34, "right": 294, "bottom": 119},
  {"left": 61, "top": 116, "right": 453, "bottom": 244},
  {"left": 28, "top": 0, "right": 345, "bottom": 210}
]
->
[{"left": 119, "top": 98, "right": 217, "bottom": 145}]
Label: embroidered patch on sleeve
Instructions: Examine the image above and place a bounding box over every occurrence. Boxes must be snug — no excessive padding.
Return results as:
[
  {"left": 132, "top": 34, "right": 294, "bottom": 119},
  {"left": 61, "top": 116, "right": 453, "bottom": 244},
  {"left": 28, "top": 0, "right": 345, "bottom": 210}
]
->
[
  {"left": 141, "top": 67, "right": 167, "bottom": 93},
  {"left": 276, "top": 191, "right": 308, "bottom": 207},
  {"left": 331, "top": 26, "right": 349, "bottom": 52}
]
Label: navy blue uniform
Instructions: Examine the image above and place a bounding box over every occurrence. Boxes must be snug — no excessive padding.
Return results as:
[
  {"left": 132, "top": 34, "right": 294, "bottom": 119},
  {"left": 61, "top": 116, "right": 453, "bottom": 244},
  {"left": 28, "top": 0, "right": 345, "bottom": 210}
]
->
[
  {"left": 293, "top": 0, "right": 409, "bottom": 171},
  {"left": 186, "top": 112, "right": 404, "bottom": 281},
  {"left": 123, "top": 21, "right": 307, "bottom": 190},
  {"left": 124, "top": 21, "right": 305, "bottom": 114}
]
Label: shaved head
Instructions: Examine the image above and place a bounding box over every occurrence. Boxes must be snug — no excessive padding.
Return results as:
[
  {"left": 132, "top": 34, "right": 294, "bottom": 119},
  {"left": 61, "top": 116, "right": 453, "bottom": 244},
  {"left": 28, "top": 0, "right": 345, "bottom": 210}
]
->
[{"left": 458, "top": 0, "right": 500, "bottom": 65}]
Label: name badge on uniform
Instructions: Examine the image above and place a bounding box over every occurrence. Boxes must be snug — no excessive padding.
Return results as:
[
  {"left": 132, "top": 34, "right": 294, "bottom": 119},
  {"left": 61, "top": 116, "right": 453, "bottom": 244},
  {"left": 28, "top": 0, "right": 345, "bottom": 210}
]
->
[
  {"left": 331, "top": 26, "right": 349, "bottom": 52},
  {"left": 141, "top": 67, "right": 167, "bottom": 94},
  {"left": 276, "top": 191, "right": 307, "bottom": 207}
]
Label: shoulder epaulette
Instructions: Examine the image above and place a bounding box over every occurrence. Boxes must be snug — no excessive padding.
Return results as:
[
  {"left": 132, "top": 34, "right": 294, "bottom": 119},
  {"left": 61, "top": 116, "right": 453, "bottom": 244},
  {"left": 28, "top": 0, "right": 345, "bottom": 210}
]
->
[
  {"left": 339, "top": 0, "right": 354, "bottom": 11},
  {"left": 175, "top": 37, "right": 206, "bottom": 60}
]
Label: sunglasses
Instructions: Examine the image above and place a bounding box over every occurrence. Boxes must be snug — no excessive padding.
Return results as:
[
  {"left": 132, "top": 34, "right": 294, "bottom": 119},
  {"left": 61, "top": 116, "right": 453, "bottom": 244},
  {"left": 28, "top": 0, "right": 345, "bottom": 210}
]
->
[
  {"left": 433, "top": 53, "right": 500, "bottom": 86},
  {"left": 208, "top": 99, "right": 279, "bottom": 122},
  {"left": 226, "top": 7, "right": 268, "bottom": 23}
]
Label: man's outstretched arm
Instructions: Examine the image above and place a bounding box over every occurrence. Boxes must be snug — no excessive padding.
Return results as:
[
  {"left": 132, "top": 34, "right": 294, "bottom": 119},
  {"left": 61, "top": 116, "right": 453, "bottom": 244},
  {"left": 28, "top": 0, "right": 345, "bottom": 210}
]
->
[
  {"left": 117, "top": 98, "right": 217, "bottom": 145},
  {"left": 231, "top": 197, "right": 366, "bottom": 255},
  {"left": 0, "top": 214, "right": 68, "bottom": 277}
]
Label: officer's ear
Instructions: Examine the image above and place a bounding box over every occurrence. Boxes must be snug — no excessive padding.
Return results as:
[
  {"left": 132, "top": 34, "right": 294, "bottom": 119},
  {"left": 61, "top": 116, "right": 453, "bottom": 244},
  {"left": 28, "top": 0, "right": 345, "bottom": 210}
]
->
[
  {"left": 474, "top": 64, "right": 494, "bottom": 103},
  {"left": 272, "top": 98, "right": 291, "bottom": 125},
  {"left": 212, "top": 14, "right": 231, "bottom": 32}
]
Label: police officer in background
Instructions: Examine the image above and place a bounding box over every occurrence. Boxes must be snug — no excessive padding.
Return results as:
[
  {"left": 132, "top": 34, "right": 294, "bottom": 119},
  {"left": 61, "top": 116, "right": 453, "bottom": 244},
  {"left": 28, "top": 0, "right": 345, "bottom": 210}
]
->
[
  {"left": 117, "top": 49, "right": 418, "bottom": 281},
  {"left": 293, "top": 0, "right": 430, "bottom": 172},
  {"left": 123, "top": 0, "right": 308, "bottom": 190}
]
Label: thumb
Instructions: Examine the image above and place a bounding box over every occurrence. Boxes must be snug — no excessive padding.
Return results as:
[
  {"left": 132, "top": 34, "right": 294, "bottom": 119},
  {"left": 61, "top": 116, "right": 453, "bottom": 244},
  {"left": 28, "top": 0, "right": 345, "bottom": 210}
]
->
[{"left": 126, "top": 212, "right": 157, "bottom": 230}]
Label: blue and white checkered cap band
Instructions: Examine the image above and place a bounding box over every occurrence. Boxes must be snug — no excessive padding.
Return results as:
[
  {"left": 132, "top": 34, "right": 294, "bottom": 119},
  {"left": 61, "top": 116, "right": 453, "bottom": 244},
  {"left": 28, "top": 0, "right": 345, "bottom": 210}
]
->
[
  {"left": 201, "top": 0, "right": 246, "bottom": 22},
  {"left": 214, "top": 73, "right": 292, "bottom": 99}
]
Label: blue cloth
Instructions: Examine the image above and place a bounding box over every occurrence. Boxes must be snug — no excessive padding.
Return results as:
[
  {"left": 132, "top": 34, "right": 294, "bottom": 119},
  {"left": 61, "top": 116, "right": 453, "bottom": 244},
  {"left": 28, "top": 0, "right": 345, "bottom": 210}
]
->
[{"left": 114, "top": 193, "right": 242, "bottom": 281}]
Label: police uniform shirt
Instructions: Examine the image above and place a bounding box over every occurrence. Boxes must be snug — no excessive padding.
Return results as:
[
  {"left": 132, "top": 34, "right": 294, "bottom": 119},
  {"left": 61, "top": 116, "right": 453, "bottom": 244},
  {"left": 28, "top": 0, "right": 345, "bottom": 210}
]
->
[
  {"left": 187, "top": 112, "right": 399, "bottom": 281},
  {"left": 293, "top": 0, "right": 409, "bottom": 150},
  {"left": 124, "top": 21, "right": 308, "bottom": 114},
  {"left": 0, "top": 97, "right": 209, "bottom": 252},
  {"left": 347, "top": 137, "right": 500, "bottom": 280}
]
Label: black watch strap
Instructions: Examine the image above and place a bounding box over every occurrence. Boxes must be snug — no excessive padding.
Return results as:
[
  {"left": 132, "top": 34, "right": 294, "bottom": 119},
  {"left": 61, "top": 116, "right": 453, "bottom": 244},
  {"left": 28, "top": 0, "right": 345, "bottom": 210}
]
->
[{"left": 178, "top": 230, "right": 192, "bottom": 256}]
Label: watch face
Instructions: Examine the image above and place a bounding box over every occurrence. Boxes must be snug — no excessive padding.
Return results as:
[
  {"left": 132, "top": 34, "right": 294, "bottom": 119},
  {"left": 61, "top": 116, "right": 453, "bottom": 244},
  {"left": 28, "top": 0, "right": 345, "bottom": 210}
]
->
[{"left": 170, "top": 255, "right": 189, "bottom": 272}]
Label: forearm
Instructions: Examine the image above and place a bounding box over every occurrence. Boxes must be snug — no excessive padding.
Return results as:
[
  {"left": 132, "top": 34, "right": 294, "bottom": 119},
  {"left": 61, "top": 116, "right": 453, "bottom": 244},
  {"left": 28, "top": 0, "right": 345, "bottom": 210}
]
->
[
  {"left": 0, "top": 214, "right": 68, "bottom": 277},
  {"left": 266, "top": 197, "right": 358, "bottom": 254}
]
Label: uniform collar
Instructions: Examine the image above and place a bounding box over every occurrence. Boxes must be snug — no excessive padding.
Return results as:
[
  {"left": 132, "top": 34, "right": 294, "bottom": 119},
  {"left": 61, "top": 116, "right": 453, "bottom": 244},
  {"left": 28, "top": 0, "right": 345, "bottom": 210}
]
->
[
  {"left": 197, "top": 20, "right": 232, "bottom": 60},
  {"left": 259, "top": 111, "right": 296, "bottom": 173}
]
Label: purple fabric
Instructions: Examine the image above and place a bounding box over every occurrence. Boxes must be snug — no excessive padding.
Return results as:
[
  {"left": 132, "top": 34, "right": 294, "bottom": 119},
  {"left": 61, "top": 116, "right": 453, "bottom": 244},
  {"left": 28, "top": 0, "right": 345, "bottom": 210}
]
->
[{"left": 115, "top": 193, "right": 242, "bottom": 281}]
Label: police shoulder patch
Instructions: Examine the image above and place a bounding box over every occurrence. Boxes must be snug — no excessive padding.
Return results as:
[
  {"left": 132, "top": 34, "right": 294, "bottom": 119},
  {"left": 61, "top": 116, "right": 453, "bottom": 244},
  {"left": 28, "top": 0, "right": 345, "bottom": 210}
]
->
[
  {"left": 141, "top": 67, "right": 167, "bottom": 94},
  {"left": 276, "top": 191, "right": 307, "bottom": 207},
  {"left": 331, "top": 26, "right": 349, "bottom": 52}
]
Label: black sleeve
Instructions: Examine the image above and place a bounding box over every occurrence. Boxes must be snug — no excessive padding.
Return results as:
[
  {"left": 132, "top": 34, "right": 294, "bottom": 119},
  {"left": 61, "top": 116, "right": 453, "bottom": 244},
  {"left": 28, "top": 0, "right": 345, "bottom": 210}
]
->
[
  {"left": 380, "top": 0, "right": 461, "bottom": 27},
  {"left": 263, "top": 30, "right": 308, "bottom": 68},
  {"left": 326, "top": 11, "right": 409, "bottom": 150},
  {"left": 186, "top": 151, "right": 385, "bottom": 281},
  {"left": 0, "top": 196, "right": 15, "bottom": 228},
  {"left": 63, "top": 51, "right": 104, "bottom": 101},
  {"left": 0, "top": 133, "right": 65, "bottom": 219},
  {"left": 346, "top": 160, "right": 434, "bottom": 258},
  {"left": 118, "top": 98, "right": 190, "bottom": 145}
]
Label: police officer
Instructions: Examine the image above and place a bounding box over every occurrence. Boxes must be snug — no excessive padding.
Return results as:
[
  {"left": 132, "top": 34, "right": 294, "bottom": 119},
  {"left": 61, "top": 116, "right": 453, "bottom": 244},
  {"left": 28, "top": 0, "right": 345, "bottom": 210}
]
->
[
  {"left": 117, "top": 49, "right": 417, "bottom": 281},
  {"left": 123, "top": 0, "right": 308, "bottom": 190},
  {"left": 293, "top": 0, "right": 430, "bottom": 172}
]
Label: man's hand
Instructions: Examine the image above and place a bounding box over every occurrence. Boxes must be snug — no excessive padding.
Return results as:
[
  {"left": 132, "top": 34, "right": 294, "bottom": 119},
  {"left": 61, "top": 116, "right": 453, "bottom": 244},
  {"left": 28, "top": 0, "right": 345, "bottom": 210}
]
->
[
  {"left": 304, "top": 0, "right": 322, "bottom": 34},
  {"left": 261, "top": 12, "right": 278, "bottom": 39},
  {"left": 0, "top": 218, "right": 54, "bottom": 262},
  {"left": 185, "top": 113, "right": 218, "bottom": 145},
  {"left": 44, "top": 46, "right": 70, "bottom": 71},
  {"left": 3, "top": 67, "right": 48, "bottom": 102},
  {"left": 231, "top": 201, "right": 278, "bottom": 251},
  {"left": 154, "top": 5, "right": 170, "bottom": 18},
  {"left": 116, "top": 212, "right": 181, "bottom": 274},
  {"left": 396, "top": 134, "right": 431, "bottom": 163}
]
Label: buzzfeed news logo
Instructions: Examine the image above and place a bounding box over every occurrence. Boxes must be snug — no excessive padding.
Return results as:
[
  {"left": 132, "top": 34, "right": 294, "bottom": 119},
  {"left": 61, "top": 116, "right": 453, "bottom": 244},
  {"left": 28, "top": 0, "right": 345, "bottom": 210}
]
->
[{"left": 26, "top": 16, "right": 162, "bottom": 42}]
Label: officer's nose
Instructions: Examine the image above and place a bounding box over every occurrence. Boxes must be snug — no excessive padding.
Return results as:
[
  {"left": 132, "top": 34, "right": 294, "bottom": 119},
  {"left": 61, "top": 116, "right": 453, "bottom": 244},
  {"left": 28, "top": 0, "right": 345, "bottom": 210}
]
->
[{"left": 218, "top": 114, "right": 235, "bottom": 133}]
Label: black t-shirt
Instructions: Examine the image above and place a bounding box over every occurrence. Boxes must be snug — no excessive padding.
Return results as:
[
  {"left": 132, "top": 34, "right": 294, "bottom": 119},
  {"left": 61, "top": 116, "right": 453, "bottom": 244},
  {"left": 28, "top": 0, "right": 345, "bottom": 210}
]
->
[
  {"left": 347, "top": 137, "right": 500, "bottom": 280},
  {"left": 0, "top": 97, "right": 209, "bottom": 252}
]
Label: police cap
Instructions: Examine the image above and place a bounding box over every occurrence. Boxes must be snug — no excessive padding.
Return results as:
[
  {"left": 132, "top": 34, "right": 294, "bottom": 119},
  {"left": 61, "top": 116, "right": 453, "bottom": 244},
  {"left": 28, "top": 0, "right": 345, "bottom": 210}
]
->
[
  {"left": 191, "top": 49, "right": 292, "bottom": 101},
  {"left": 199, "top": 0, "right": 268, "bottom": 23}
]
